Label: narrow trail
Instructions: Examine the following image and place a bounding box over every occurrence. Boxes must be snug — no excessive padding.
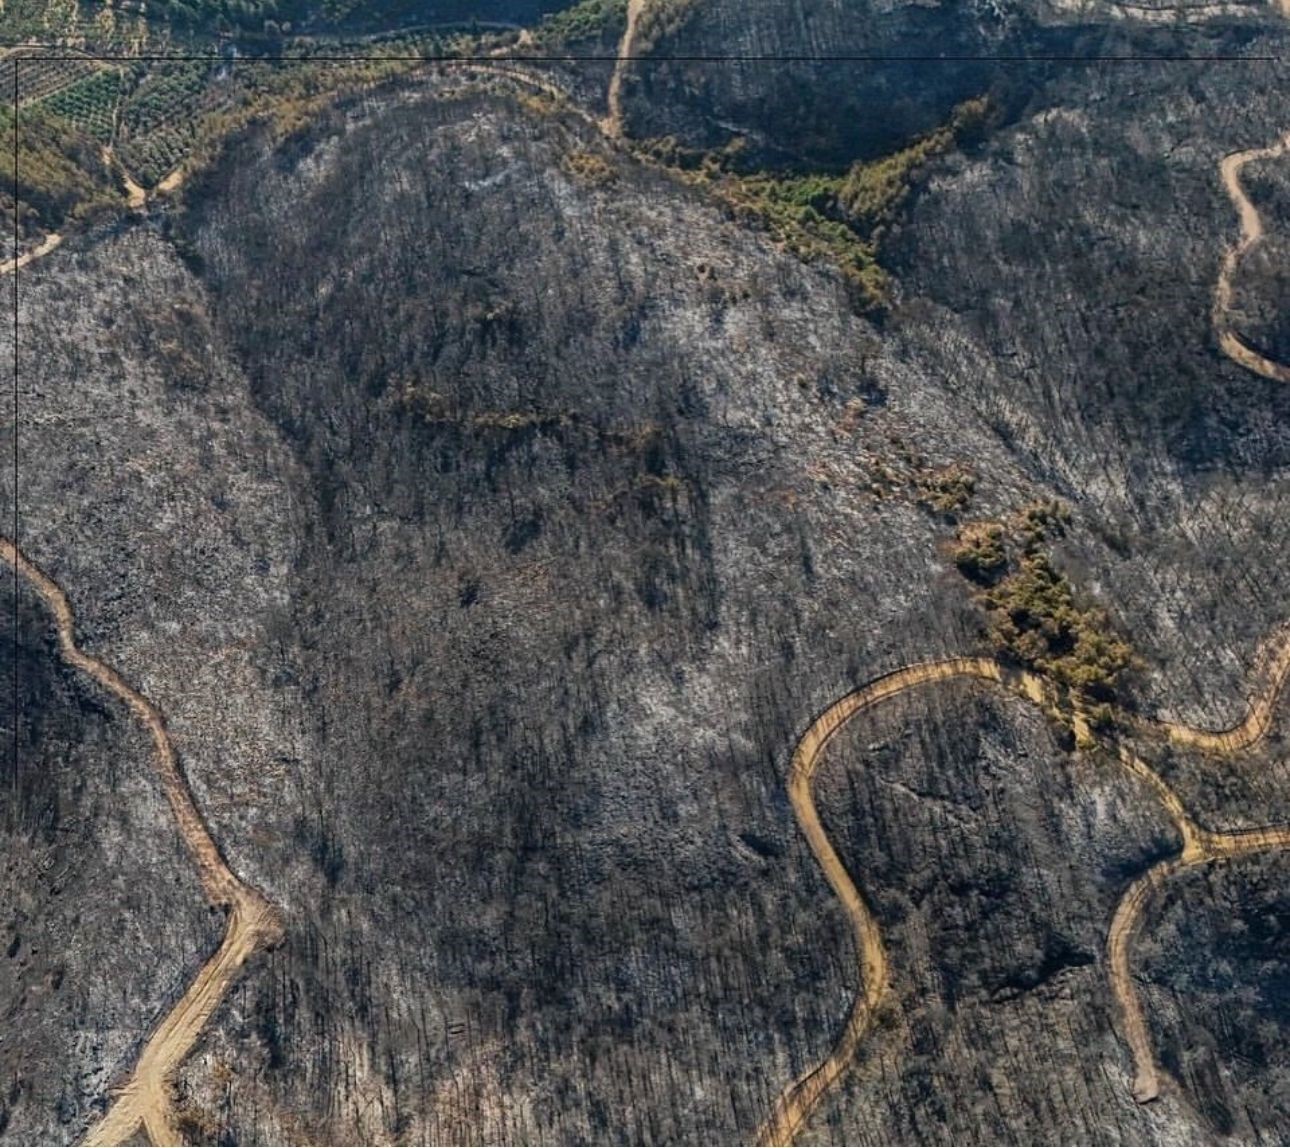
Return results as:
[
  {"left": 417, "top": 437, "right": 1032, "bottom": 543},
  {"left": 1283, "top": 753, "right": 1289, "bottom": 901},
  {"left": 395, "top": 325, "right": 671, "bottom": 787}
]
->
[
  {"left": 603, "top": 0, "right": 647, "bottom": 139},
  {"left": 0, "top": 538, "right": 284, "bottom": 1147},
  {"left": 1149, "top": 624, "right": 1290, "bottom": 754},
  {"left": 1214, "top": 129, "right": 1290, "bottom": 384}
]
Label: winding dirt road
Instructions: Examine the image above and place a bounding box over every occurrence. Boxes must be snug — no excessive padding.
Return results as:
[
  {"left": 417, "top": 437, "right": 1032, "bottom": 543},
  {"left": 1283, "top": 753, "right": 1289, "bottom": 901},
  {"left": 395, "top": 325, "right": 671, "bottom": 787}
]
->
[
  {"left": 1150, "top": 625, "right": 1290, "bottom": 754},
  {"left": 1100, "top": 119, "right": 1290, "bottom": 1110},
  {"left": 604, "top": 0, "right": 647, "bottom": 139},
  {"left": 758, "top": 632, "right": 1290, "bottom": 1144},
  {"left": 757, "top": 657, "right": 1024, "bottom": 1147},
  {"left": 761, "top": 115, "right": 1290, "bottom": 1145},
  {"left": 1107, "top": 817, "right": 1290, "bottom": 1104},
  {"left": 0, "top": 538, "right": 284, "bottom": 1146},
  {"left": 1214, "top": 129, "right": 1290, "bottom": 383},
  {"left": 83, "top": 895, "right": 283, "bottom": 1147},
  {"left": 2, "top": 234, "right": 282, "bottom": 1146},
  {"left": 1105, "top": 628, "right": 1290, "bottom": 1103}
]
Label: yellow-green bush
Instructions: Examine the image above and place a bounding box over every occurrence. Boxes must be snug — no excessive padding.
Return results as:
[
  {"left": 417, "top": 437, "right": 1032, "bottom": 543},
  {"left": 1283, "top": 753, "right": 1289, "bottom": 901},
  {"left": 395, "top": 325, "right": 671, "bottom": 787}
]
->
[
  {"left": 982, "top": 553, "right": 1136, "bottom": 701},
  {"left": 917, "top": 465, "right": 976, "bottom": 515},
  {"left": 952, "top": 522, "right": 1007, "bottom": 582}
]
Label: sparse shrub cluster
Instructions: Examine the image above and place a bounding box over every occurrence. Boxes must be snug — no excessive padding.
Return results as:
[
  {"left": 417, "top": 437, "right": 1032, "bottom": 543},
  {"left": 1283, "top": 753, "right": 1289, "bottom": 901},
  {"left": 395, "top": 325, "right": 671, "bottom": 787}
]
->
[
  {"left": 563, "top": 149, "right": 616, "bottom": 186},
  {"left": 916, "top": 465, "right": 976, "bottom": 516},
  {"left": 1016, "top": 498, "right": 1071, "bottom": 550}
]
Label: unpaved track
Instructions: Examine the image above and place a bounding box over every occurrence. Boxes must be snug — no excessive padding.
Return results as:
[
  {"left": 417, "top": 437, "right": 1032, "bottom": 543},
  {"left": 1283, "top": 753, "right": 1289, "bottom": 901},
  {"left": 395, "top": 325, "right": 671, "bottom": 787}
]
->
[
  {"left": 0, "top": 232, "right": 62, "bottom": 276},
  {"left": 1, "top": 538, "right": 243, "bottom": 908},
  {"left": 757, "top": 657, "right": 1021, "bottom": 1147},
  {"left": 4, "top": 206, "right": 283, "bottom": 1148},
  {"left": 0, "top": 538, "right": 284, "bottom": 1146},
  {"left": 763, "top": 112, "right": 1290, "bottom": 1144},
  {"left": 83, "top": 897, "right": 283, "bottom": 1147},
  {"left": 1106, "top": 631, "right": 1290, "bottom": 1104},
  {"left": 604, "top": 0, "right": 647, "bottom": 138},
  {"left": 1150, "top": 625, "right": 1290, "bottom": 753},
  {"left": 1105, "top": 856, "right": 1185, "bottom": 1103},
  {"left": 1107, "top": 821, "right": 1290, "bottom": 1103},
  {"left": 758, "top": 636, "right": 1290, "bottom": 1144},
  {"left": 1214, "top": 130, "right": 1290, "bottom": 383},
  {"left": 1102, "top": 113, "right": 1290, "bottom": 1112},
  {"left": 421, "top": 60, "right": 599, "bottom": 131}
]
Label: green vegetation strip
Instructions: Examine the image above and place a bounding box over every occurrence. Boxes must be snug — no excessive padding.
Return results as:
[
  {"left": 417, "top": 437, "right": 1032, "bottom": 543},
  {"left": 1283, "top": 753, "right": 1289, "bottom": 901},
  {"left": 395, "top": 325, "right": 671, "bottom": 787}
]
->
[{"left": 637, "top": 98, "right": 990, "bottom": 309}]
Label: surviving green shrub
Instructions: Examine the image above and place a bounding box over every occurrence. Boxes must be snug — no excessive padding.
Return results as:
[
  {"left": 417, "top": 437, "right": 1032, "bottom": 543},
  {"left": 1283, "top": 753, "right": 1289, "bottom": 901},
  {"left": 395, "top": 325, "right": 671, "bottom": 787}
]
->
[
  {"left": 1016, "top": 498, "right": 1072, "bottom": 551},
  {"left": 563, "top": 149, "right": 616, "bottom": 186},
  {"left": 982, "top": 553, "right": 1136, "bottom": 701},
  {"left": 952, "top": 522, "right": 1007, "bottom": 583},
  {"left": 916, "top": 465, "right": 976, "bottom": 516},
  {"left": 533, "top": 0, "right": 628, "bottom": 46}
]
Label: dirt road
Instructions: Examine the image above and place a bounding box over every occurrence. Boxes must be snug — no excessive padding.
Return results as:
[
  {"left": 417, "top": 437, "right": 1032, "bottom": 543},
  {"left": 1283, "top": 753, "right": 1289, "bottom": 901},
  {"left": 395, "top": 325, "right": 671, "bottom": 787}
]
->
[
  {"left": 82, "top": 897, "right": 283, "bottom": 1147},
  {"left": 1105, "top": 630, "right": 1290, "bottom": 1104},
  {"left": 758, "top": 632, "right": 1290, "bottom": 1143},
  {"left": 1214, "top": 130, "right": 1290, "bottom": 383},
  {"left": 1152, "top": 625, "right": 1290, "bottom": 753},
  {"left": 0, "top": 538, "right": 284, "bottom": 1146},
  {"left": 0, "top": 232, "right": 63, "bottom": 276},
  {"left": 604, "top": 0, "right": 647, "bottom": 138},
  {"left": 2, "top": 192, "right": 283, "bottom": 1148},
  {"left": 756, "top": 657, "right": 1014, "bottom": 1146}
]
